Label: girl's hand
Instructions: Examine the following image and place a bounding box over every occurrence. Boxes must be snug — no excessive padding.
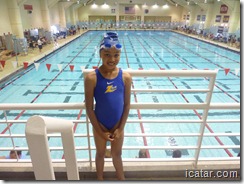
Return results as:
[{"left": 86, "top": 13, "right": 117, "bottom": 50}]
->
[
  {"left": 102, "top": 132, "right": 114, "bottom": 142},
  {"left": 111, "top": 128, "right": 123, "bottom": 140}
]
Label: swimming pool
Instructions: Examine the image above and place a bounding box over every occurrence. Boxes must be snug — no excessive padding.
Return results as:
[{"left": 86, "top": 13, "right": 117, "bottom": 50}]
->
[{"left": 0, "top": 31, "right": 240, "bottom": 159}]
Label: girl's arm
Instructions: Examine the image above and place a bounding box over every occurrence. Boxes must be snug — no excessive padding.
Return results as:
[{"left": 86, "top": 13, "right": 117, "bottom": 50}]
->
[{"left": 118, "top": 71, "right": 132, "bottom": 130}]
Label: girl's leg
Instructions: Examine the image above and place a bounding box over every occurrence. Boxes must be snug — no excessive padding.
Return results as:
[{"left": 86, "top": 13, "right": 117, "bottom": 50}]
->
[
  {"left": 93, "top": 128, "right": 107, "bottom": 180},
  {"left": 111, "top": 130, "right": 125, "bottom": 180}
]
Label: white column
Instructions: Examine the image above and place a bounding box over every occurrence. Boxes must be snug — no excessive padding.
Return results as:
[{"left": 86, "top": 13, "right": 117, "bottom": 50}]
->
[
  {"left": 74, "top": 9, "right": 79, "bottom": 25},
  {"left": 189, "top": 7, "right": 197, "bottom": 26},
  {"left": 204, "top": 4, "right": 214, "bottom": 29},
  {"left": 116, "top": 3, "right": 120, "bottom": 23},
  {"left": 6, "top": 0, "right": 24, "bottom": 38},
  {"left": 40, "top": 0, "right": 51, "bottom": 31},
  {"left": 228, "top": 0, "right": 240, "bottom": 33},
  {"left": 58, "top": 2, "right": 66, "bottom": 29},
  {"left": 70, "top": 6, "right": 76, "bottom": 25}
]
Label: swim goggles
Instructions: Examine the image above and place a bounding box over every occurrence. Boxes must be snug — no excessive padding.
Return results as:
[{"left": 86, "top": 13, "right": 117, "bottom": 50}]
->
[{"left": 100, "top": 43, "right": 122, "bottom": 50}]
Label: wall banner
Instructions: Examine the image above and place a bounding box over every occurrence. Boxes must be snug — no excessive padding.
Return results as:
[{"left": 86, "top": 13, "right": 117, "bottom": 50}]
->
[
  {"left": 197, "top": 15, "right": 201, "bottom": 21},
  {"left": 215, "top": 15, "right": 221, "bottom": 22},
  {"left": 201, "top": 15, "right": 206, "bottom": 21},
  {"left": 223, "top": 15, "right": 230, "bottom": 23}
]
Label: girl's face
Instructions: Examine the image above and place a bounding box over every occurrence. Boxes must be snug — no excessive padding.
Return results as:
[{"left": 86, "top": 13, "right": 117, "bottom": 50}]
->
[{"left": 100, "top": 47, "right": 121, "bottom": 70}]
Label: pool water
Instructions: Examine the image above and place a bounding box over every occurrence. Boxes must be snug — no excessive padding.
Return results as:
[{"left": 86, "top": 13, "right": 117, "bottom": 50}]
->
[{"left": 0, "top": 31, "right": 240, "bottom": 159}]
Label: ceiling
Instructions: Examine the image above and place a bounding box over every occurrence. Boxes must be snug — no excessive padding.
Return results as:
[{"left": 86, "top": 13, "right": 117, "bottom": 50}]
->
[
  {"left": 57, "top": 0, "right": 236, "bottom": 11},
  {"left": 58, "top": 0, "right": 91, "bottom": 5},
  {"left": 166, "top": 0, "right": 236, "bottom": 11},
  {"left": 166, "top": 0, "right": 216, "bottom": 6},
  {"left": 58, "top": 0, "right": 216, "bottom": 5}
]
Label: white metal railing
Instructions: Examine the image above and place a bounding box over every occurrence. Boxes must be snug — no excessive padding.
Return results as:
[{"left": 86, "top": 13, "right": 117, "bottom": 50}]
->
[
  {"left": 26, "top": 115, "right": 79, "bottom": 180},
  {"left": 0, "top": 70, "right": 240, "bottom": 170}
]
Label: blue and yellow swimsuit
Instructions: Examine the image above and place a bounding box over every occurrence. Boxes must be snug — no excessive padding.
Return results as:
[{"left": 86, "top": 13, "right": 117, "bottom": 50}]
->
[{"left": 94, "top": 68, "right": 124, "bottom": 130}]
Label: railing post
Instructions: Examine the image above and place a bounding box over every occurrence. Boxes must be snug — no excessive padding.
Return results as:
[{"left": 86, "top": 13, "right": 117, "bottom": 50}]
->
[
  {"left": 83, "top": 68, "right": 93, "bottom": 170},
  {"left": 194, "top": 72, "right": 217, "bottom": 168},
  {"left": 25, "top": 115, "right": 79, "bottom": 180},
  {"left": 86, "top": 115, "right": 93, "bottom": 169},
  {"left": 3, "top": 111, "right": 19, "bottom": 162}
]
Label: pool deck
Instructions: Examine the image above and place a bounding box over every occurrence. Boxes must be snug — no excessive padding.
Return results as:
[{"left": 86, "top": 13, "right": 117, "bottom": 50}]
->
[
  {"left": 173, "top": 30, "right": 240, "bottom": 53},
  {"left": 0, "top": 160, "right": 240, "bottom": 180},
  {"left": 0, "top": 31, "right": 86, "bottom": 82},
  {"left": 0, "top": 29, "right": 240, "bottom": 83}
]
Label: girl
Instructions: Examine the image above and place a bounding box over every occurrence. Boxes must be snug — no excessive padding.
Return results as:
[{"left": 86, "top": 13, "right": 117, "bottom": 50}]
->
[{"left": 85, "top": 32, "right": 131, "bottom": 180}]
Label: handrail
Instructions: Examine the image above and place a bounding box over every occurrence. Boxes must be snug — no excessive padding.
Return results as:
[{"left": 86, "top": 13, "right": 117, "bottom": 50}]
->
[
  {"left": 0, "top": 119, "right": 240, "bottom": 124},
  {"left": 83, "top": 69, "right": 218, "bottom": 77},
  {"left": 25, "top": 115, "right": 79, "bottom": 180},
  {"left": 0, "top": 157, "right": 239, "bottom": 163},
  {"left": 0, "top": 145, "right": 240, "bottom": 152},
  {"left": 0, "top": 102, "right": 240, "bottom": 110},
  {"left": 0, "top": 132, "right": 240, "bottom": 138}
]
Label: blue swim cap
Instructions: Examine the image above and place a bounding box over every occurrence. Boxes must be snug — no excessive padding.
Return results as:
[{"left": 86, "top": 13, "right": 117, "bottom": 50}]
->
[
  {"left": 104, "top": 32, "right": 118, "bottom": 38},
  {"left": 100, "top": 32, "right": 122, "bottom": 51}
]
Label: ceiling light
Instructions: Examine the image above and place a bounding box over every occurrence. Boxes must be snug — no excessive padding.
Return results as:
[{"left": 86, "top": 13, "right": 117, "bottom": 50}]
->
[
  {"left": 142, "top": 2, "right": 147, "bottom": 8},
  {"left": 163, "top": 4, "right": 169, "bottom": 9},
  {"left": 152, "top": 3, "right": 158, "bottom": 9},
  {"left": 102, "top": 2, "right": 109, "bottom": 8},
  {"left": 91, "top": 2, "right": 97, "bottom": 8}
]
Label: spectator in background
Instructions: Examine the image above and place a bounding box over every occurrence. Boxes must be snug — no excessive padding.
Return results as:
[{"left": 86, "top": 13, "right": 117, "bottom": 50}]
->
[
  {"left": 172, "top": 149, "right": 182, "bottom": 158},
  {"left": 230, "top": 35, "right": 236, "bottom": 47},
  {"left": 139, "top": 149, "right": 147, "bottom": 158},
  {"left": 0, "top": 150, "right": 22, "bottom": 159},
  {"left": 105, "top": 149, "right": 112, "bottom": 158},
  {"left": 235, "top": 37, "right": 240, "bottom": 48},
  {"left": 29, "top": 40, "right": 35, "bottom": 50},
  {"left": 37, "top": 38, "right": 43, "bottom": 52},
  {"left": 138, "top": 149, "right": 147, "bottom": 158},
  {"left": 53, "top": 38, "right": 59, "bottom": 49},
  {"left": 105, "top": 141, "right": 112, "bottom": 158},
  {"left": 77, "top": 25, "right": 81, "bottom": 34},
  {"left": 41, "top": 37, "right": 47, "bottom": 45}
]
